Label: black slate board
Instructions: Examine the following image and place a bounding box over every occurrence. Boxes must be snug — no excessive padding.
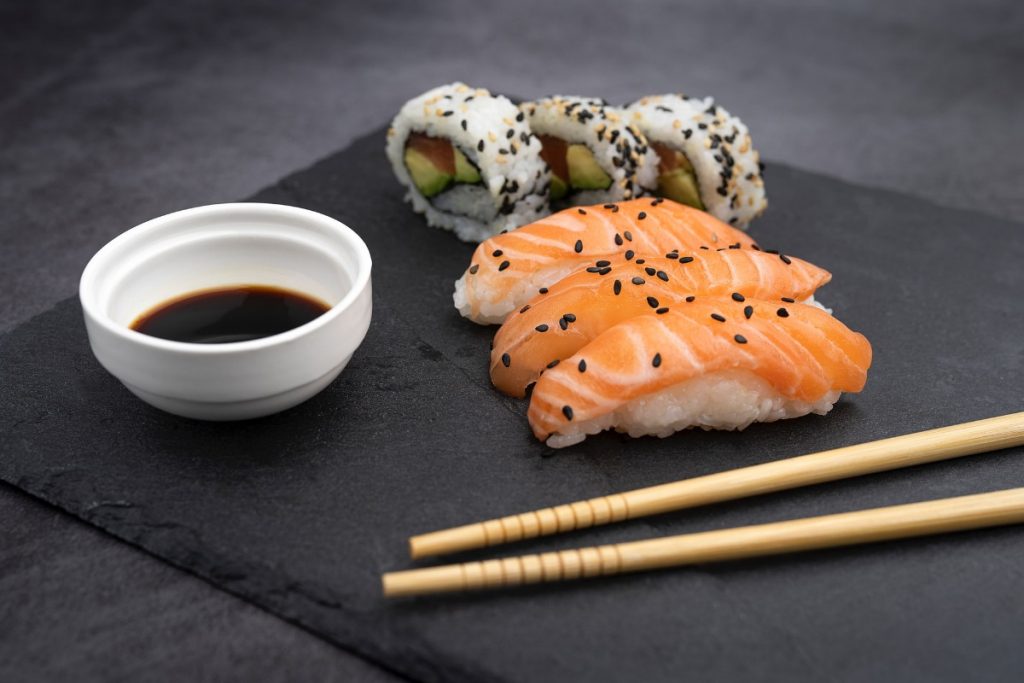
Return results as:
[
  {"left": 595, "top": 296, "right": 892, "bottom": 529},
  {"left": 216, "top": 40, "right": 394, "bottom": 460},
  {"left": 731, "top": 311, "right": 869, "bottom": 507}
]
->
[{"left": 2, "top": 128, "right": 1023, "bottom": 682}]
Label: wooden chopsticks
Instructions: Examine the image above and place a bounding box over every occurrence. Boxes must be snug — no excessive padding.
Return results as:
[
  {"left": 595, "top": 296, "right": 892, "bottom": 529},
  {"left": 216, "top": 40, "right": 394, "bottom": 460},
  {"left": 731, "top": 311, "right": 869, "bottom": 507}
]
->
[
  {"left": 383, "top": 487, "right": 1024, "bottom": 597},
  {"left": 409, "top": 412, "right": 1024, "bottom": 558},
  {"left": 384, "top": 412, "right": 1024, "bottom": 598}
]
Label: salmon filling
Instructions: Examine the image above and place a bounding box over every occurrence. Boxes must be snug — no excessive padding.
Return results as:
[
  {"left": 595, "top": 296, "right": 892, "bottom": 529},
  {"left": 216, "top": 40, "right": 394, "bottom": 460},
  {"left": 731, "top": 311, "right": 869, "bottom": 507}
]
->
[{"left": 404, "top": 132, "right": 481, "bottom": 198}]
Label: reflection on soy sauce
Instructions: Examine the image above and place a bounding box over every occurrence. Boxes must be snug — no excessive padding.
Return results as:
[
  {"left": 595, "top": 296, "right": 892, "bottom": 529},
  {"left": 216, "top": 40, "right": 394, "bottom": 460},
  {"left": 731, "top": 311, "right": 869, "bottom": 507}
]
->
[{"left": 131, "top": 285, "right": 331, "bottom": 344}]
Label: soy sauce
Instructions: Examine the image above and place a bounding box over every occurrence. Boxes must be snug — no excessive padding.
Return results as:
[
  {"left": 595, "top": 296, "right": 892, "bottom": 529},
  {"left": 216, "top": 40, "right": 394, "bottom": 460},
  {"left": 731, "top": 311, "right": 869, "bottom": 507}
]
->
[{"left": 131, "top": 285, "right": 331, "bottom": 344}]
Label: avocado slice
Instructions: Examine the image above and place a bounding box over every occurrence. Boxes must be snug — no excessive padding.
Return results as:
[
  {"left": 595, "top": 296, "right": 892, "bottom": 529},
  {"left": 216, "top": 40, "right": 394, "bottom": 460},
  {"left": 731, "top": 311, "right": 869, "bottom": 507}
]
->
[
  {"left": 658, "top": 170, "right": 705, "bottom": 210},
  {"left": 650, "top": 142, "right": 704, "bottom": 209},
  {"left": 453, "top": 147, "right": 481, "bottom": 184},
  {"left": 549, "top": 173, "right": 569, "bottom": 200},
  {"left": 404, "top": 147, "right": 453, "bottom": 198},
  {"left": 567, "top": 144, "right": 612, "bottom": 191}
]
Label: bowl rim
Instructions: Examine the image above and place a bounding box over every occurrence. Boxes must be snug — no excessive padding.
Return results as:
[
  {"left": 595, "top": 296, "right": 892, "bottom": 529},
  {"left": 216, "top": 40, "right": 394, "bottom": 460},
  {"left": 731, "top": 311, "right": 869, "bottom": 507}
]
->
[{"left": 79, "top": 202, "right": 372, "bottom": 355}]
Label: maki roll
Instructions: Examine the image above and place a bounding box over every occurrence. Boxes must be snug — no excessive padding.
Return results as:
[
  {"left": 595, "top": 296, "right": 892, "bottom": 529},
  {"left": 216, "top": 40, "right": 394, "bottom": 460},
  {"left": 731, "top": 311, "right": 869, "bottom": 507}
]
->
[
  {"left": 625, "top": 94, "right": 767, "bottom": 229},
  {"left": 387, "top": 83, "right": 550, "bottom": 243},
  {"left": 522, "top": 96, "right": 658, "bottom": 209}
]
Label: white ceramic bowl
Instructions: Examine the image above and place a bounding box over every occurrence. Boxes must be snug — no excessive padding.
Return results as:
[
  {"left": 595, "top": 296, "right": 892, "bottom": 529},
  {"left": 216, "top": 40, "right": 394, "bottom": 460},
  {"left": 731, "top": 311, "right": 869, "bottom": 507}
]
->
[{"left": 79, "top": 203, "right": 372, "bottom": 420}]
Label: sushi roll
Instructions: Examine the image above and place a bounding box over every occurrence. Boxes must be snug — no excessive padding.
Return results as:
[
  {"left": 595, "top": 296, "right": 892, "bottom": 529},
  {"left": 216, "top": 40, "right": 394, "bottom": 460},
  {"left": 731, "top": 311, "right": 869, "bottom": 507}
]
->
[
  {"left": 522, "top": 96, "right": 658, "bottom": 209},
  {"left": 453, "top": 198, "right": 758, "bottom": 325},
  {"left": 527, "top": 296, "right": 872, "bottom": 448},
  {"left": 387, "top": 83, "right": 550, "bottom": 243},
  {"left": 490, "top": 250, "right": 832, "bottom": 397},
  {"left": 625, "top": 94, "right": 767, "bottom": 229}
]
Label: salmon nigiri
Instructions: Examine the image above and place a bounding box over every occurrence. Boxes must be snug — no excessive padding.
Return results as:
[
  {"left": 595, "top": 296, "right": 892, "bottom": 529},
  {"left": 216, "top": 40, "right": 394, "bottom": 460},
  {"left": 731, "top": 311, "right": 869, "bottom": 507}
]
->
[
  {"left": 527, "top": 297, "right": 871, "bottom": 448},
  {"left": 454, "top": 198, "right": 759, "bottom": 324},
  {"left": 491, "top": 250, "right": 831, "bottom": 397}
]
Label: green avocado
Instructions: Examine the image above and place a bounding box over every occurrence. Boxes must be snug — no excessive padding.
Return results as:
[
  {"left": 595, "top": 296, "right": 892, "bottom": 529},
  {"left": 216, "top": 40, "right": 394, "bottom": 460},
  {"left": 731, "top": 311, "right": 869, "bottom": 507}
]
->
[
  {"left": 567, "top": 144, "right": 612, "bottom": 191},
  {"left": 404, "top": 147, "right": 453, "bottom": 198},
  {"left": 658, "top": 169, "right": 705, "bottom": 210},
  {"left": 453, "top": 147, "right": 482, "bottom": 184},
  {"left": 549, "top": 173, "right": 569, "bottom": 200}
]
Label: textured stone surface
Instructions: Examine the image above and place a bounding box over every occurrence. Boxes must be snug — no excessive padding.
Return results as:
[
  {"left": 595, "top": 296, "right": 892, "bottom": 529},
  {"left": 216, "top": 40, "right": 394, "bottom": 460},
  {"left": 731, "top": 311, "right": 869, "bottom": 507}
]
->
[
  {"left": 2, "top": 129, "right": 1022, "bottom": 682},
  {"left": 2, "top": 0, "right": 1022, "bottom": 679}
]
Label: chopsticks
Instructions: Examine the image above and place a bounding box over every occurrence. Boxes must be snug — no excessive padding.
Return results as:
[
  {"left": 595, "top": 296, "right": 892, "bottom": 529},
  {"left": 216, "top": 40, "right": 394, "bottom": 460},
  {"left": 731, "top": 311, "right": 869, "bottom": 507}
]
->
[
  {"left": 383, "top": 487, "right": 1024, "bottom": 597},
  {"left": 409, "top": 412, "right": 1024, "bottom": 559}
]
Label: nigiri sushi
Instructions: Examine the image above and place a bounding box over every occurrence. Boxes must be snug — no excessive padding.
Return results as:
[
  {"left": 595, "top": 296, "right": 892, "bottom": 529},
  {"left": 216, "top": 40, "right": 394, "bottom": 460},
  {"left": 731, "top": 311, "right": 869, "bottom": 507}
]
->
[
  {"left": 491, "top": 250, "right": 831, "bottom": 397},
  {"left": 454, "top": 198, "right": 759, "bottom": 324},
  {"left": 527, "top": 297, "right": 871, "bottom": 448}
]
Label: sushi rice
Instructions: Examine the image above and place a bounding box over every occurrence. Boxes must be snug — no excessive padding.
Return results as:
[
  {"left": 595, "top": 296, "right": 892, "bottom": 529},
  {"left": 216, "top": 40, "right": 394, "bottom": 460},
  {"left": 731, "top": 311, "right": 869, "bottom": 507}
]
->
[
  {"left": 522, "top": 96, "right": 658, "bottom": 207},
  {"left": 386, "top": 83, "right": 550, "bottom": 243},
  {"left": 626, "top": 94, "right": 767, "bottom": 229}
]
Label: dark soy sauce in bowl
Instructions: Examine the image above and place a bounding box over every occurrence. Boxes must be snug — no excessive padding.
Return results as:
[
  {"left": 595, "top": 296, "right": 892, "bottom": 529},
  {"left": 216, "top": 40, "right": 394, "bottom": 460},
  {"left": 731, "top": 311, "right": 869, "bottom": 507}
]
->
[{"left": 131, "top": 285, "right": 331, "bottom": 344}]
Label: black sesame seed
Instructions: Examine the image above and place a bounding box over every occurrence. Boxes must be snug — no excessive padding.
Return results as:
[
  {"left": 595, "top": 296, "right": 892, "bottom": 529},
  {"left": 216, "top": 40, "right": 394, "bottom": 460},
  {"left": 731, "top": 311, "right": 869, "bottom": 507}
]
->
[
  {"left": 647, "top": 296, "right": 660, "bottom": 308},
  {"left": 781, "top": 297, "right": 795, "bottom": 303},
  {"left": 698, "top": 122, "right": 707, "bottom": 130},
  {"left": 656, "top": 270, "right": 669, "bottom": 282},
  {"left": 652, "top": 353, "right": 662, "bottom": 368},
  {"left": 744, "top": 305, "right": 753, "bottom": 319},
  {"left": 623, "top": 231, "right": 633, "bottom": 241},
  {"left": 611, "top": 205, "right": 619, "bottom": 213},
  {"left": 492, "top": 249, "right": 503, "bottom": 257},
  {"left": 478, "top": 140, "right": 485, "bottom": 152},
  {"left": 645, "top": 266, "right": 656, "bottom": 276},
  {"left": 598, "top": 267, "right": 612, "bottom": 275},
  {"left": 652, "top": 198, "right": 664, "bottom": 206},
  {"left": 656, "top": 307, "right": 669, "bottom": 314},
  {"left": 586, "top": 266, "right": 603, "bottom": 273},
  {"left": 734, "top": 334, "right": 747, "bottom": 344},
  {"left": 679, "top": 256, "right": 694, "bottom": 264},
  {"left": 685, "top": 295, "right": 696, "bottom": 302},
  {"left": 559, "top": 318, "right": 568, "bottom": 330},
  {"left": 506, "top": 129, "right": 515, "bottom": 139},
  {"left": 578, "top": 208, "right": 587, "bottom": 215},
  {"left": 469, "top": 264, "right": 479, "bottom": 274},
  {"left": 562, "top": 405, "right": 574, "bottom": 421},
  {"left": 460, "top": 119, "right": 467, "bottom": 129},
  {"left": 520, "top": 304, "right": 530, "bottom": 313},
  {"left": 578, "top": 359, "right": 587, "bottom": 373},
  {"left": 635, "top": 258, "right": 646, "bottom": 265},
  {"left": 539, "top": 287, "right": 549, "bottom": 294},
  {"left": 516, "top": 111, "right": 525, "bottom": 122},
  {"left": 699, "top": 245, "right": 709, "bottom": 250},
  {"left": 614, "top": 233, "right": 623, "bottom": 246},
  {"left": 501, "top": 353, "right": 511, "bottom": 367},
  {"left": 595, "top": 260, "right": 610, "bottom": 267},
  {"left": 665, "top": 252, "right": 678, "bottom": 259},
  {"left": 777, "top": 307, "right": 790, "bottom": 318},
  {"left": 536, "top": 324, "right": 549, "bottom": 332},
  {"left": 613, "top": 280, "right": 622, "bottom": 295},
  {"left": 604, "top": 203, "right": 616, "bottom": 209},
  {"left": 498, "top": 260, "right": 510, "bottom": 271},
  {"left": 574, "top": 239, "right": 583, "bottom": 253},
  {"left": 638, "top": 211, "right": 647, "bottom": 220},
  {"left": 443, "top": 110, "right": 454, "bottom": 117},
  {"left": 563, "top": 313, "right": 576, "bottom": 322},
  {"left": 632, "top": 276, "right": 645, "bottom": 285},
  {"left": 731, "top": 292, "right": 745, "bottom": 302},
  {"left": 711, "top": 313, "right": 726, "bottom": 322},
  {"left": 625, "top": 250, "right": 635, "bottom": 260},
  {"left": 548, "top": 359, "right": 560, "bottom": 369},
  {"left": 780, "top": 254, "right": 792, "bottom": 265}
]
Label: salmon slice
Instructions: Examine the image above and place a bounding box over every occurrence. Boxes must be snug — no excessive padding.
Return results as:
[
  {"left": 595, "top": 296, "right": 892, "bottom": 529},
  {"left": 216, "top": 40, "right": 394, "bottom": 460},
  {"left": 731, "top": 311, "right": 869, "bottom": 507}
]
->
[
  {"left": 454, "top": 198, "right": 759, "bottom": 324},
  {"left": 527, "top": 297, "right": 871, "bottom": 447},
  {"left": 491, "top": 250, "right": 831, "bottom": 397}
]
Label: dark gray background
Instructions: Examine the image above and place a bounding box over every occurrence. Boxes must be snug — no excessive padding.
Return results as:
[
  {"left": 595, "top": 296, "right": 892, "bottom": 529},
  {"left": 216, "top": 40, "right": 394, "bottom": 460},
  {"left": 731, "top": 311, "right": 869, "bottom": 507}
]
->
[{"left": 1, "top": 0, "right": 1020, "bottom": 680}]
